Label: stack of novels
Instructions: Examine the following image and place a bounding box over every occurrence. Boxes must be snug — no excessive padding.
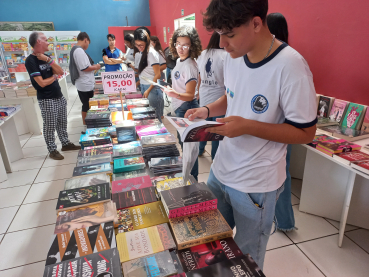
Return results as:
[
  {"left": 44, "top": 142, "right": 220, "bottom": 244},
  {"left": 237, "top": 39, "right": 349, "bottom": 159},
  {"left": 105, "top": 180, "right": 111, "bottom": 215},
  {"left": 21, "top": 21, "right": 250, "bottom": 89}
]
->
[
  {"left": 79, "top": 132, "right": 112, "bottom": 148},
  {"left": 89, "top": 95, "right": 109, "bottom": 108},
  {"left": 15, "top": 87, "right": 28, "bottom": 97},
  {"left": 155, "top": 176, "right": 196, "bottom": 193},
  {"left": 64, "top": 173, "right": 111, "bottom": 190},
  {"left": 149, "top": 156, "right": 183, "bottom": 176},
  {"left": 141, "top": 133, "right": 177, "bottom": 148},
  {"left": 111, "top": 175, "right": 152, "bottom": 194},
  {"left": 78, "top": 144, "right": 113, "bottom": 157},
  {"left": 143, "top": 144, "right": 180, "bottom": 161},
  {"left": 316, "top": 139, "right": 361, "bottom": 156},
  {"left": 113, "top": 156, "right": 146, "bottom": 173},
  {"left": 3, "top": 86, "right": 16, "bottom": 98},
  {"left": 126, "top": 93, "right": 142, "bottom": 99},
  {"left": 85, "top": 111, "right": 112, "bottom": 128},
  {"left": 131, "top": 107, "right": 157, "bottom": 121},
  {"left": 26, "top": 85, "right": 37, "bottom": 96},
  {"left": 112, "top": 168, "right": 149, "bottom": 181},
  {"left": 112, "top": 141, "right": 142, "bottom": 159},
  {"left": 112, "top": 186, "right": 158, "bottom": 210},
  {"left": 333, "top": 151, "right": 369, "bottom": 165}
]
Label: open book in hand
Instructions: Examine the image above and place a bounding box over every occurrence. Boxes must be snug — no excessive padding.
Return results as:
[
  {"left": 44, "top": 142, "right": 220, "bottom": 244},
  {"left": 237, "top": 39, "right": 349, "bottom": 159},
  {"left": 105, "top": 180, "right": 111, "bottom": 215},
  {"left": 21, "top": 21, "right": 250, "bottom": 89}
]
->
[{"left": 166, "top": 116, "right": 224, "bottom": 142}]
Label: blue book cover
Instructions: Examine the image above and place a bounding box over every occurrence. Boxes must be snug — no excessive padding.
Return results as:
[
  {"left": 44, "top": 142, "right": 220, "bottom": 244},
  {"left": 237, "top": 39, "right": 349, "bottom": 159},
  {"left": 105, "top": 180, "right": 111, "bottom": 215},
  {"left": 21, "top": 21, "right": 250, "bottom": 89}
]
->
[
  {"left": 73, "top": 162, "right": 112, "bottom": 177},
  {"left": 113, "top": 156, "right": 145, "bottom": 173}
]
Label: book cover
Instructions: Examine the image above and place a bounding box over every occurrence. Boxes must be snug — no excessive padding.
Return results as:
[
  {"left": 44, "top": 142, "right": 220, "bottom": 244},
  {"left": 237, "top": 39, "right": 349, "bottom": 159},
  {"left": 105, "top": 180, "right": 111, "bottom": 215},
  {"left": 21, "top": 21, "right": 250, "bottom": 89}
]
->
[
  {"left": 122, "top": 250, "right": 177, "bottom": 277},
  {"left": 112, "top": 186, "right": 158, "bottom": 210},
  {"left": 76, "top": 154, "right": 112, "bottom": 167},
  {"left": 150, "top": 157, "right": 183, "bottom": 168},
  {"left": 113, "top": 156, "right": 146, "bottom": 173},
  {"left": 185, "top": 255, "right": 265, "bottom": 277},
  {"left": 135, "top": 119, "right": 161, "bottom": 126},
  {"left": 56, "top": 183, "right": 111, "bottom": 211},
  {"left": 131, "top": 107, "right": 156, "bottom": 114},
  {"left": 116, "top": 223, "right": 176, "bottom": 262},
  {"left": 151, "top": 173, "right": 184, "bottom": 185},
  {"left": 141, "top": 133, "right": 177, "bottom": 147},
  {"left": 136, "top": 124, "right": 169, "bottom": 139},
  {"left": 79, "top": 132, "right": 111, "bottom": 143},
  {"left": 126, "top": 93, "right": 143, "bottom": 99},
  {"left": 361, "top": 108, "right": 369, "bottom": 131},
  {"left": 54, "top": 201, "right": 117, "bottom": 234},
  {"left": 72, "top": 163, "right": 112, "bottom": 177},
  {"left": 170, "top": 250, "right": 185, "bottom": 275},
  {"left": 333, "top": 151, "right": 369, "bottom": 165},
  {"left": 317, "top": 139, "right": 361, "bottom": 155},
  {"left": 112, "top": 175, "right": 152, "bottom": 194},
  {"left": 317, "top": 96, "right": 332, "bottom": 118},
  {"left": 43, "top": 248, "right": 123, "bottom": 277},
  {"left": 113, "top": 143, "right": 143, "bottom": 158},
  {"left": 45, "top": 221, "right": 115, "bottom": 265},
  {"left": 82, "top": 144, "right": 113, "bottom": 151},
  {"left": 132, "top": 113, "right": 157, "bottom": 121},
  {"left": 307, "top": 134, "right": 336, "bottom": 148},
  {"left": 64, "top": 174, "right": 111, "bottom": 190},
  {"left": 177, "top": 237, "right": 244, "bottom": 272},
  {"left": 341, "top": 103, "right": 366, "bottom": 130},
  {"left": 329, "top": 99, "right": 348, "bottom": 122},
  {"left": 78, "top": 146, "right": 113, "bottom": 157},
  {"left": 116, "top": 201, "right": 168, "bottom": 233},
  {"left": 113, "top": 169, "right": 150, "bottom": 181},
  {"left": 351, "top": 161, "right": 369, "bottom": 174},
  {"left": 116, "top": 126, "right": 137, "bottom": 143},
  {"left": 85, "top": 126, "right": 116, "bottom": 136},
  {"left": 161, "top": 183, "right": 217, "bottom": 217},
  {"left": 169, "top": 209, "right": 233, "bottom": 250},
  {"left": 155, "top": 177, "right": 193, "bottom": 193}
]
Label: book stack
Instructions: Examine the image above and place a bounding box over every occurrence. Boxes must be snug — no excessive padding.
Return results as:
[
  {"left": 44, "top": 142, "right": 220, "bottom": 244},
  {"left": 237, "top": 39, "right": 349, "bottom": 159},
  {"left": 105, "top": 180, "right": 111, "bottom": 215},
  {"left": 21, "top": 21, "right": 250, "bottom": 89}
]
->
[
  {"left": 78, "top": 144, "right": 113, "bottom": 157},
  {"left": 149, "top": 156, "right": 183, "bottom": 176},
  {"left": 143, "top": 144, "right": 180, "bottom": 161},
  {"left": 155, "top": 176, "right": 196, "bottom": 193},
  {"left": 79, "top": 132, "right": 112, "bottom": 148},
  {"left": 3, "top": 86, "right": 16, "bottom": 98},
  {"left": 26, "top": 85, "right": 37, "bottom": 96},
  {"left": 89, "top": 95, "right": 109, "bottom": 108},
  {"left": 141, "top": 133, "right": 177, "bottom": 148},
  {"left": 76, "top": 153, "right": 112, "bottom": 167},
  {"left": 15, "top": 87, "right": 28, "bottom": 98},
  {"left": 112, "top": 141, "right": 142, "bottom": 159},
  {"left": 85, "top": 111, "right": 112, "bottom": 128},
  {"left": 73, "top": 162, "right": 112, "bottom": 177},
  {"left": 112, "top": 168, "right": 149, "bottom": 181},
  {"left": 316, "top": 139, "right": 361, "bottom": 156},
  {"left": 112, "top": 186, "right": 158, "bottom": 210},
  {"left": 126, "top": 98, "right": 150, "bottom": 107},
  {"left": 126, "top": 93, "right": 143, "bottom": 99},
  {"left": 333, "top": 151, "right": 369, "bottom": 165}
]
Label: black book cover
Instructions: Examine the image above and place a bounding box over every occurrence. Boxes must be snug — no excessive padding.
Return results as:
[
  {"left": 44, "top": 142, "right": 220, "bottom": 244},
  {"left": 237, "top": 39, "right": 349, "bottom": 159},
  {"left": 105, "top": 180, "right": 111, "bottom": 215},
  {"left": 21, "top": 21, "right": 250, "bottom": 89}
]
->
[
  {"left": 131, "top": 107, "right": 156, "bottom": 114},
  {"left": 86, "top": 123, "right": 113, "bottom": 128},
  {"left": 150, "top": 156, "right": 183, "bottom": 168},
  {"left": 43, "top": 248, "right": 123, "bottom": 277},
  {"left": 185, "top": 255, "right": 265, "bottom": 277},
  {"left": 78, "top": 146, "right": 113, "bottom": 157},
  {"left": 112, "top": 186, "right": 158, "bottom": 210},
  {"left": 160, "top": 182, "right": 217, "bottom": 210},
  {"left": 170, "top": 250, "right": 185, "bottom": 274},
  {"left": 132, "top": 112, "right": 157, "bottom": 120},
  {"left": 317, "top": 96, "right": 331, "bottom": 118},
  {"left": 56, "top": 183, "right": 111, "bottom": 211},
  {"left": 72, "top": 163, "right": 111, "bottom": 177}
]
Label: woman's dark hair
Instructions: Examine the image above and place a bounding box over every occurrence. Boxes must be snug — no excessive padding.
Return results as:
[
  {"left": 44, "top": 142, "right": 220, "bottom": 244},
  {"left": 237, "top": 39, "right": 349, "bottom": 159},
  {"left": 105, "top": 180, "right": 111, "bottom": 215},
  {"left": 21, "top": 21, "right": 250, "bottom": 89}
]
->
[
  {"left": 151, "top": 36, "right": 165, "bottom": 59},
  {"left": 124, "top": 34, "right": 134, "bottom": 44},
  {"left": 267, "top": 13, "right": 289, "bottom": 44},
  {"left": 169, "top": 25, "right": 202, "bottom": 59},
  {"left": 77, "top": 32, "right": 90, "bottom": 42},
  {"left": 134, "top": 28, "right": 151, "bottom": 74},
  {"left": 107, "top": 34, "right": 115, "bottom": 40},
  {"left": 203, "top": 0, "right": 268, "bottom": 32},
  {"left": 206, "top": 32, "right": 221, "bottom": 51}
]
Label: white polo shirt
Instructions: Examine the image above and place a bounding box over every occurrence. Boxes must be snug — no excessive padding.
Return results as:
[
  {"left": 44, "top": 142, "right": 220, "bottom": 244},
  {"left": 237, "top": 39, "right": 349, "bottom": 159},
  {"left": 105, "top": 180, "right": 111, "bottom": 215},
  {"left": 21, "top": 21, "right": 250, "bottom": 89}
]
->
[
  {"left": 171, "top": 57, "right": 198, "bottom": 112},
  {"left": 212, "top": 43, "right": 317, "bottom": 193},
  {"left": 138, "top": 46, "right": 160, "bottom": 85}
]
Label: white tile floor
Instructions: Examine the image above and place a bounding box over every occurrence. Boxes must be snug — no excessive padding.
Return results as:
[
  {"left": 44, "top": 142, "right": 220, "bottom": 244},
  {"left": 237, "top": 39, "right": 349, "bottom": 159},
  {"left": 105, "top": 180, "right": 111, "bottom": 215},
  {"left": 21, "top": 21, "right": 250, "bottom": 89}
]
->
[{"left": 0, "top": 84, "right": 369, "bottom": 276}]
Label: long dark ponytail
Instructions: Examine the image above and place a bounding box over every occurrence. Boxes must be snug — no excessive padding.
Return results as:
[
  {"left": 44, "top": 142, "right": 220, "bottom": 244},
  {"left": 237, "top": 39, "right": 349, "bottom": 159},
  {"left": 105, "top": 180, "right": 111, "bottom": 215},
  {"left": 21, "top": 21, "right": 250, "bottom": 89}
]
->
[{"left": 134, "top": 29, "right": 151, "bottom": 74}]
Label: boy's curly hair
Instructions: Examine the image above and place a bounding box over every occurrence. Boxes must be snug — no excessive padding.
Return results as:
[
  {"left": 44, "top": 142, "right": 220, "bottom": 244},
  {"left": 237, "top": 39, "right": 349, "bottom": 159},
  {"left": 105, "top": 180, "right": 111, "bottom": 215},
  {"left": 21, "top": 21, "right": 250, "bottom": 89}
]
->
[{"left": 169, "top": 25, "right": 202, "bottom": 60}]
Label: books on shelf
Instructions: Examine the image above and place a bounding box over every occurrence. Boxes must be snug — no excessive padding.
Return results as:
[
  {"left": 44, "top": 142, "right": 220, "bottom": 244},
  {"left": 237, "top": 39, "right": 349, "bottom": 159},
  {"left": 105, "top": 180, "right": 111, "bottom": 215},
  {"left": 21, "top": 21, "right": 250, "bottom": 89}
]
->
[
  {"left": 54, "top": 201, "right": 118, "bottom": 234},
  {"left": 113, "top": 156, "right": 146, "bottom": 173},
  {"left": 340, "top": 103, "right": 367, "bottom": 130},
  {"left": 56, "top": 183, "right": 111, "bottom": 212},
  {"left": 160, "top": 182, "right": 217, "bottom": 218},
  {"left": 317, "top": 95, "right": 335, "bottom": 118},
  {"left": 122, "top": 250, "right": 177, "bottom": 277},
  {"left": 116, "top": 223, "right": 176, "bottom": 263},
  {"left": 329, "top": 99, "right": 348, "bottom": 123},
  {"left": 112, "top": 175, "right": 152, "bottom": 194},
  {"left": 45, "top": 221, "right": 115, "bottom": 266},
  {"left": 177, "top": 237, "right": 243, "bottom": 272},
  {"left": 64, "top": 173, "right": 111, "bottom": 190},
  {"left": 333, "top": 151, "right": 369, "bottom": 165},
  {"left": 166, "top": 116, "right": 224, "bottom": 142},
  {"left": 316, "top": 139, "right": 361, "bottom": 156},
  {"left": 141, "top": 133, "right": 177, "bottom": 147},
  {"left": 185, "top": 254, "right": 265, "bottom": 277},
  {"left": 112, "top": 186, "right": 158, "bottom": 210},
  {"left": 72, "top": 162, "right": 112, "bottom": 177},
  {"left": 361, "top": 108, "right": 369, "bottom": 132},
  {"left": 116, "top": 201, "right": 168, "bottom": 233},
  {"left": 169, "top": 209, "right": 233, "bottom": 250},
  {"left": 43, "top": 248, "right": 123, "bottom": 277}
]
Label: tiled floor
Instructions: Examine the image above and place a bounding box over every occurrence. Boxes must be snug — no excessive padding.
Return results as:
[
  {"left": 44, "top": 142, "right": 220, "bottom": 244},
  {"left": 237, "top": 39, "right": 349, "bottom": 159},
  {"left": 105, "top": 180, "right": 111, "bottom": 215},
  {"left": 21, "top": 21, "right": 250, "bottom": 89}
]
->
[{"left": 0, "top": 84, "right": 369, "bottom": 276}]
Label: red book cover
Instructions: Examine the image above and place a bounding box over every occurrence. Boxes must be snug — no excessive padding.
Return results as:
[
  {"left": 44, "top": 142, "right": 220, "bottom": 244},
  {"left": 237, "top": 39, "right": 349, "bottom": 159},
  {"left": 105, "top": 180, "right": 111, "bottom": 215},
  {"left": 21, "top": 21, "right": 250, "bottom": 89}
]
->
[
  {"left": 177, "top": 238, "right": 244, "bottom": 272},
  {"left": 111, "top": 175, "right": 152, "bottom": 194},
  {"left": 352, "top": 161, "right": 369, "bottom": 173},
  {"left": 334, "top": 151, "right": 369, "bottom": 162},
  {"left": 317, "top": 139, "right": 361, "bottom": 154},
  {"left": 112, "top": 186, "right": 158, "bottom": 210},
  {"left": 126, "top": 93, "right": 142, "bottom": 99},
  {"left": 169, "top": 204, "right": 217, "bottom": 218}
]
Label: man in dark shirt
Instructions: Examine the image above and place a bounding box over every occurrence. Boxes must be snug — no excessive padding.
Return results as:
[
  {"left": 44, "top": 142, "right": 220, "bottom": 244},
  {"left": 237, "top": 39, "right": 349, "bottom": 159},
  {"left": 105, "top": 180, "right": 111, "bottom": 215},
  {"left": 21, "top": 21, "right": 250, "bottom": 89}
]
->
[
  {"left": 102, "top": 34, "right": 125, "bottom": 72},
  {"left": 25, "top": 32, "right": 81, "bottom": 160}
]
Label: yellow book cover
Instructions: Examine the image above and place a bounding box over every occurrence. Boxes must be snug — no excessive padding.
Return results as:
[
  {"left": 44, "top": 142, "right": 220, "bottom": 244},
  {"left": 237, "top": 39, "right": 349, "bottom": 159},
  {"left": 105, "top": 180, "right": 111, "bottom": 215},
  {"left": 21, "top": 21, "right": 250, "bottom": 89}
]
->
[
  {"left": 156, "top": 177, "right": 191, "bottom": 192},
  {"left": 115, "top": 201, "right": 168, "bottom": 233}
]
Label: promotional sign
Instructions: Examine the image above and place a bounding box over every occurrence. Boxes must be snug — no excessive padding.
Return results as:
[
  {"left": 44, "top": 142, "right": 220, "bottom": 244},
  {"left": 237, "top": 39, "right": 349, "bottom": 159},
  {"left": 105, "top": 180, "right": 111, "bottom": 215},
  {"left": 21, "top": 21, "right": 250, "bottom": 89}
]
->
[{"left": 101, "top": 71, "right": 136, "bottom": 94}]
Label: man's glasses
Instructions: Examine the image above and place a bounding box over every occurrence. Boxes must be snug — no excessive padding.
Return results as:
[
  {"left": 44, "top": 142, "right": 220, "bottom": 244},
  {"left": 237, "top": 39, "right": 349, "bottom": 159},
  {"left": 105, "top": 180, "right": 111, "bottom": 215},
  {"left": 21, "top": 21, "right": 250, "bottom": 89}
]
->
[{"left": 174, "top": 43, "right": 190, "bottom": 50}]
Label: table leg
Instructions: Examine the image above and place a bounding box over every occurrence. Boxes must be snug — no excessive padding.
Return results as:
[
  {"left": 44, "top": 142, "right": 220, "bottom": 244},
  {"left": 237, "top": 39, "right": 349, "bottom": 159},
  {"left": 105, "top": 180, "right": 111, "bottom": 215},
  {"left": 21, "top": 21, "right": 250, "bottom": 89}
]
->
[{"left": 338, "top": 171, "right": 356, "bottom": 247}]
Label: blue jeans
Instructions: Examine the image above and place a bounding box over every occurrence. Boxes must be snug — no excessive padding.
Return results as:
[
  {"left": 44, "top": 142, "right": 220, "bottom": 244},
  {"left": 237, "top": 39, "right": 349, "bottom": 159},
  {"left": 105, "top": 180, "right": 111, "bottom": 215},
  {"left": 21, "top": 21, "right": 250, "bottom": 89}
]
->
[
  {"left": 166, "top": 67, "right": 173, "bottom": 84},
  {"left": 175, "top": 99, "right": 199, "bottom": 180},
  {"left": 207, "top": 169, "right": 284, "bottom": 270},
  {"left": 199, "top": 115, "right": 224, "bottom": 160},
  {"left": 140, "top": 84, "right": 164, "bottom": 123},
  {"left": 275, "top": 144, "right": 295, "bottom": 231}
]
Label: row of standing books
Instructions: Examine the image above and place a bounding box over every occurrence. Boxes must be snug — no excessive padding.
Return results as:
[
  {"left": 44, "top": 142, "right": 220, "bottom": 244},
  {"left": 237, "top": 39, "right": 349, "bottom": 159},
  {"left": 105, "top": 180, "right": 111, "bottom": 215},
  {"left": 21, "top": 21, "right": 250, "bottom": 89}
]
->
[{"left": 43, "top": 90, "right": 265, "bottom": 277}]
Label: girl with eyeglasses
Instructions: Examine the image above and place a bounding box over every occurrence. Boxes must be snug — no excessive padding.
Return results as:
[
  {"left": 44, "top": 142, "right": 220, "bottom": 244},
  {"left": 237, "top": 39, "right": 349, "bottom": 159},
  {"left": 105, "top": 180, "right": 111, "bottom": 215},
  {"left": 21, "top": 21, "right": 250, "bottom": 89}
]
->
[
  {"left": 163, "top": 25, "right": 203, "bottom": 180},
  {"left": 133, "top": 28, "right": 164, "bottom": 121}
]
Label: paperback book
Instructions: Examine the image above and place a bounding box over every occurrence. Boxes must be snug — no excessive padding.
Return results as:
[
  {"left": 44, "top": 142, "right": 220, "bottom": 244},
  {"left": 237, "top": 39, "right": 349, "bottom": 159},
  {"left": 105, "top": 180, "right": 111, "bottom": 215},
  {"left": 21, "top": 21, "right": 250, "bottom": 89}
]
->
[
  {"left": 64, "top": 173, "right": 111, "bottom": 190},
  {"left": 54, "top": 201, "right": 118, "bottom": 234},
  {"left": 113, "top": 142, "right": 143, "bottom": 159},
  {"left": 351, "top": 161, "right": 369, "bottom": 175},
  {"left": 333, "top": 151, "right": 369, "bottom": 165},
  {"left": 43, "top": 248, "right": 122, "bottom": 277},
  {"left": 169, "top": 209, "right": 233, "bottom": 250},
  {"left": 160, "top": 182, "right": 217, "bottom": 218},
  {"left": 112, "top": 175, "right": 152, "bottom": 194},
  {"left": 155, "top": 177, "right": 195, "bottom": 193},
  {"left": 361, "top": 108, "right": 369, "bottom": 131},
  {"left": 72, "top": 162, "right": 112, "bottom": 177},
  {"left": 132, "top": 112, "right": 157, "bottom": 121},
  {"left": 316, "top": 139, "right": 361, "bottom": 156},
  {"left": 329, "top": 99, "right": 348, "bottom": 122},
  {"left": 78, "top": 146, "right": 113, "bottom": 157},
  {"left": 143, "top": 145, "right": 180, "bottom": 161},
  {"left": 112, "top": 186, "right": 158, "bottom": 210},
  {"left": 149, "top": 156, "right": 183, "bottom": 176},
  {"left": 177, "top": 237, "right": 244, "bottom": 272},
  {"left": 136, "top": 124, "right": 169, "bottom": 139},
  {"left": 113, "top": 168, "right": 150, "bottom": 181},
  {"left": 141, "top": 133, "right": 177, "bottom": 147},
  {"left": 116, "top": 201, "right": 168, "bottom": 233},
  {"left": 113, "top": 156, "right": 146, "bottom": 173},
  {"left": 167, "top": 116, "right": 224, "bottom": 142},
  {"left": 45, "top": 221, "right": 116, "bottom": 265},
  {"left": 76, "top": 154, "right": 112, "bottom": 167},
  {"left": 116, "top": 223, "right": 176, "bottom": 262},
  {"left": 341, "top": 103, "right": 367, "bottom": 130},
  {"left": 122, "top": 250, "right": 177, "bottom": 277},
  {"left": 185, "top": 254, "right": 265, "bottom": 277},
  {"left": 317, "top": 95, "right": 335, "bottom": 118},
  {"left": 307, "top": 134, "right": 337, "bottom": 148},
  {"left": 82, "top": 143, "right": 113, "bottom": 151},
  {"left": 135, "top": 119, "right": 161, "bottom": 126},
  {"left": 116, "top": 126, "right": 137, "bottom": 143},
  {"left": 131, "top": 107, "right": 156, "bottom": 114}
]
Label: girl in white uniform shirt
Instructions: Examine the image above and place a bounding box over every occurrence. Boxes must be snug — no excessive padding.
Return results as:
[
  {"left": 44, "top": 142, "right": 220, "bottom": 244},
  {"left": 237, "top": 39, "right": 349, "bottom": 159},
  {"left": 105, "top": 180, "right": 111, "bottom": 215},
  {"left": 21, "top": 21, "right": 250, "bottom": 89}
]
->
[
  {"left": 163, "top": 25, "right": 203, "bottom": 180},
  {"left": 123, "top": 34, "right": 135, "bottom": 71},
  {"left": 150, "top": 36, "right": 167, "bottom": 74},
  {"left": 133, "top": 28, "right": 164, "bottom": 121},
  {"left": 196, "top": 32, "right": 227, "bottom": 159}
]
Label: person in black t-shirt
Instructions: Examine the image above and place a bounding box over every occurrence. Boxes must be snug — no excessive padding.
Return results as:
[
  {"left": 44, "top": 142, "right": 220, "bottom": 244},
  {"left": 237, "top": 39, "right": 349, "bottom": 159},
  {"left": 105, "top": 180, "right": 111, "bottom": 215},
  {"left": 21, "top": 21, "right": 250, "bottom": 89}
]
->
[{"left": 25, "top": 32, "right": 81, "bottom": 160}]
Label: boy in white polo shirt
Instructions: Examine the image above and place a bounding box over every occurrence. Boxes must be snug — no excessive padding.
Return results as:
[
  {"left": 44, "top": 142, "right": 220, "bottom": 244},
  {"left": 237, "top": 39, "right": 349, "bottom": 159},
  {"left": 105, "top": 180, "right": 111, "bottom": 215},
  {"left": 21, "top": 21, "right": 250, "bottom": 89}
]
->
[{"left": 185, "top": 0, "right": 317, "bottom": 269}]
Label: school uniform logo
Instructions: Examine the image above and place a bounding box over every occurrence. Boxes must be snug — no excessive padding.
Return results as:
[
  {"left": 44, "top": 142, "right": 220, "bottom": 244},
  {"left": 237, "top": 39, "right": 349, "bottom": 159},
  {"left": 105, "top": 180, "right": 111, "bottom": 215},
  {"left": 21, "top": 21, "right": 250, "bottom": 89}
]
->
[
  {"left": 174, "top": 71, "right": 180, "bottom": 80},
  {"left": 251, "top": 94, "right": 269, "bottom": 114}
]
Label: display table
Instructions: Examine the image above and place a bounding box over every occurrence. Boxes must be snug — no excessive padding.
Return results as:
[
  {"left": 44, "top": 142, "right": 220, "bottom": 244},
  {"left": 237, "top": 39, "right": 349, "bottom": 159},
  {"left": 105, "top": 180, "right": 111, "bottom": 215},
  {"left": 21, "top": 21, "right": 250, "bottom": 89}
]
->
[
  {"left": 58, "top": 73, "right": 69, "bottom": 100},
  {"left": 0, "top": 150, "right": 7, "bottom": 182},
  {"left": 0, "top": 108, "right": 24, "bottom": 172},
  {"left": 290, "top": 136, "right": 369, "bottom": 247}
]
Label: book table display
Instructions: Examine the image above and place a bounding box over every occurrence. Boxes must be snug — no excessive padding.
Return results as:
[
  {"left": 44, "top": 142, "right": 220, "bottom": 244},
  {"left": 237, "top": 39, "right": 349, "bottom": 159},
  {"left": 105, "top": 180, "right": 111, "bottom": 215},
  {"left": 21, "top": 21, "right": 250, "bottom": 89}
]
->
[
  {"left": 290, "top": 135, "right": 369, "bottom": 247},
  {"left": 0, "top": 107, "right": 23, "bottom": 173}
]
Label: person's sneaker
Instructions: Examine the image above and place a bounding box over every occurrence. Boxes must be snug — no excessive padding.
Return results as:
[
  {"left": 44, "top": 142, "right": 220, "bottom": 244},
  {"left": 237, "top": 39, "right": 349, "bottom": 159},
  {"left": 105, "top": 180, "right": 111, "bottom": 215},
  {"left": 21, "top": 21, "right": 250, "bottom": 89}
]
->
[
  {"left": 61, "top": 142, "right": 81, "bottom": 151},
  {"left": 49, "top": 150, "right": 64, "bottom": 160},
  {"left": 198, "top": 150, "right": 205, "bottom": 157}
]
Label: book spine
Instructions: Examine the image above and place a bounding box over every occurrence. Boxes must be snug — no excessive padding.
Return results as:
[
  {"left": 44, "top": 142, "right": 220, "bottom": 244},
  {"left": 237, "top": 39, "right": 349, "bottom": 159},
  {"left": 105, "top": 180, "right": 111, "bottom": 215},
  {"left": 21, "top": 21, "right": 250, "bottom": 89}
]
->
[
  {"left": 168, "top": 200, "right": 218, "bottom": 218},
  {"left": 177, "top": 230, "right": 234, "bottom": 250},
  {"left": 316, "top": 145, "right": 334, "bottom": 156}
]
